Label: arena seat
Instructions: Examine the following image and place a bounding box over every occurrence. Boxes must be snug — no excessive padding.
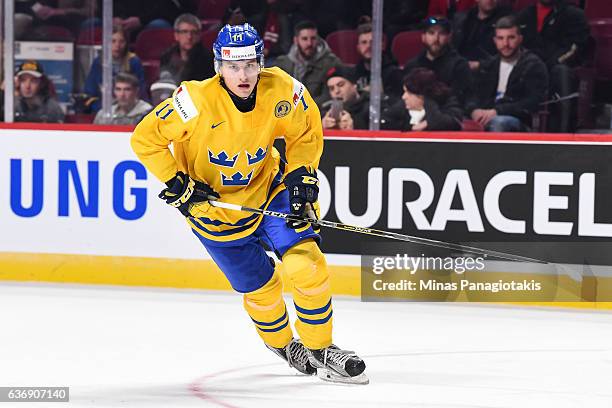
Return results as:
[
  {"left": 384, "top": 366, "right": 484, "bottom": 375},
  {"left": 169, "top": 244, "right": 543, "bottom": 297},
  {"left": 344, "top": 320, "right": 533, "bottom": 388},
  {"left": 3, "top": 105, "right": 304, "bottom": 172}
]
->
[
  {"left": 326, "top": 30, "right": 360, "bottom": 65},
  {"left": 391, "top": 31, "right": 422, "bottom": 68},
  {"left": 134, "top": 28, "right": 175, "bottom": 61},
  {"left": 586, "top": 0, "right": 612, "bottom": 20},
  {"left": 512, "top": 0, "right": 535, "bottom": 11},
  {"left": 202, "top": 29, "right": 219, "bottom": 50},
  {"left": 31, "top": 25, "right": 74, "bottom": 42},
  {"left": 461, "top": 119, "right": 484, "bottom": 132},
  {"left": 197, "top": 0, "right": 231, "bottom": 19},
  {"left": 77, "top": 26, "right": 102, "bottom": 45}
]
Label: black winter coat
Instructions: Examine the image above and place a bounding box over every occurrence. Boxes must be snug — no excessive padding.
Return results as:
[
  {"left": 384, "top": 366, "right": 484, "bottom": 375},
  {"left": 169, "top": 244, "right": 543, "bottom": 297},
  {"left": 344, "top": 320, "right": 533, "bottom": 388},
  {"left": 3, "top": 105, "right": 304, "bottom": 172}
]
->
[
  {"left": 517, "top": 0, "right": 590, "bottom": 67},
  {"left": 466, "top": 50, "right": 549, "bottom": 125},
  {"left": 452, "top": 5, "right": 512, "bottom": 63},
  {"left": 403, "top": 48, "right": 473, "bottom": 104}
]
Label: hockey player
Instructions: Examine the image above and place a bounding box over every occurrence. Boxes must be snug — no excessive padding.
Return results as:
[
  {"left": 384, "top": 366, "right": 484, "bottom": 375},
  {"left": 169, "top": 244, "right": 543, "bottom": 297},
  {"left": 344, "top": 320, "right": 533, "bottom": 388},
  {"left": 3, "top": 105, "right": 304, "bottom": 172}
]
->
[{"left": 131, "top": 23, "right": 367, "bottom": 384}]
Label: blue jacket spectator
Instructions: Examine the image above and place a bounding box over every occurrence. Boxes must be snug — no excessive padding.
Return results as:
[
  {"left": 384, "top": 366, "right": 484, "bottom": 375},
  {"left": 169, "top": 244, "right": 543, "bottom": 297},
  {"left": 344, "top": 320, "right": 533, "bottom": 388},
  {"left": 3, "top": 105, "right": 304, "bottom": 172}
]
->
[{"left": 84, "top": 24, "right": 145, "bottom": 112}]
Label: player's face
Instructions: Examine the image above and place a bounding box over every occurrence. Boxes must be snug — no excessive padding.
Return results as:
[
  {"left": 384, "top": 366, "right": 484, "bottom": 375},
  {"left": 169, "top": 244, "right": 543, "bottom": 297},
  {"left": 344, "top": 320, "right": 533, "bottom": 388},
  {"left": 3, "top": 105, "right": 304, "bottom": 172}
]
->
[
  {"left": 111, "top": 31, "right": 127, "bottom": 59},
  {"left": 357, "top": 32, "right": 373, "bottom": 60},
  {"left": 114, "top": 81, "right": 138, "bottom": 110},
  {"left": 295, "top": 28, "right": 318, "bottom": 59},
  {"left": 327, "top": 77, "right": 357, "bottom": 103},
  {"left": 220, "top": 59, "right": 260, "bottom": 98},
  {"left": 18, "top": 74, "right": 41, "bottom": 98},
  {"left": 175, "top": 22, "right": 201, "bottom": 53},
  {"left": 494, "top": 27, "right": 522, "bottom": 59},
  {"left": 422, "top": 26, "right": 450, "bottom": 58}
]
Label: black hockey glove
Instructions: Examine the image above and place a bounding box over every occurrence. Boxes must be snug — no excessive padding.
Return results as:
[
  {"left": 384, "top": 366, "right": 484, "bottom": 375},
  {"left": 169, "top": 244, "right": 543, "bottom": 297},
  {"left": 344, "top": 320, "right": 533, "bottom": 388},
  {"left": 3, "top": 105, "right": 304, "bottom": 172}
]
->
[
  {"left": 159, "top": 171, "right": 220, "bottom": 217},
  {"left": 283, "top": 166, "right": 319, "bottom": 229}
]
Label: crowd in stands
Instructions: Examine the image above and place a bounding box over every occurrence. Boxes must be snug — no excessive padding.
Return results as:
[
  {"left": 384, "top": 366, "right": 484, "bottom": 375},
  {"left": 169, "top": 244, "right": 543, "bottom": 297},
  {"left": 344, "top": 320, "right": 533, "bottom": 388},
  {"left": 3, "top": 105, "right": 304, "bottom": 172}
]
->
[{"left": 6, "top": 0, "right": 610, "bottom": 133}]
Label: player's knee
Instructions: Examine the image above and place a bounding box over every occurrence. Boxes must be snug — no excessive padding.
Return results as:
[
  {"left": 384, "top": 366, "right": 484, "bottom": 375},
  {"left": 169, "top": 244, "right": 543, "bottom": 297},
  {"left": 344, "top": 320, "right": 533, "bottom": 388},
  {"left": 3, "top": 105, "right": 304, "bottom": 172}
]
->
[
  {"left": 283, "top": 239, "right": 329, "bottom": 293},
  {"left": 243, "top": 270, "right": 284, "bottom": 310}
]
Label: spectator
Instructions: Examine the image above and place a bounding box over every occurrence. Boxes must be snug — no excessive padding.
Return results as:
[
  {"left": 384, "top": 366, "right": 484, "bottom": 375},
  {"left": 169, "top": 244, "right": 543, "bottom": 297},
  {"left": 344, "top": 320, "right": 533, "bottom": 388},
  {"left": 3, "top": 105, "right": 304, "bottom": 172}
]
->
[
  {"left": 384, "top": 0, "right": 429, "bottom": 40},
  {"left": 428, "top": 0, "right": 475, "bottom": 19},
  {"left": 15, "top": 0, "right": 97, "bottom": 39},
  {"left": 159, "top": 13, "right": 216, "bottom": 85},
  {"left": 14, "top": 60, "right": 64, "bottom": 123},
  {"left": 452, "top": 0, "right": 511, "bottom": 71},
  {"left": 250, "top": 0, "right": 294, "bottom": 64},
  {"left": 354, "top": 17, "right": 403, "bottom": 98},
  {"left": 466, "top": 16, "right": 549, "bottom": 132},
  {"left": 273, "top": 20, "right": 341, "bottom": 105},
  {"left": 403, "top": 16, "right": 473, "bottom": 105},
  {"left": 302, "top": 0, "right": 371, "bottom": 38},
  {"left": 321, "top": 66, "right": 369, "bottom": 130},
  {"left": 220, "top": 5, "right": 248, "bottom": 27},
  {"left": 396, "top": 67, "right": 463, "bottom": 131},
  {"left": 84, "top": 24, "right": 146, "bottom": 113},
  {"left": 113, "top": 0, "right": 197, "bottom": 33},
  {"left": 517, "top": 0, "right": 589, "bottom": 132},
  {"left": 94, "top": 73, "right": 152, "bottom": 125},
  {"left": 149, "top": 71, "right": 177, "bottom": 106}
]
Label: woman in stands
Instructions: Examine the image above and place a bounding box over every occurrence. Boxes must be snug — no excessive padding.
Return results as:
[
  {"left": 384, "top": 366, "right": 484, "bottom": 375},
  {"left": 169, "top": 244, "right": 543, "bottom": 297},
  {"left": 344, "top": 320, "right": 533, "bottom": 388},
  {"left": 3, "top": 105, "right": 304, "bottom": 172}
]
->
[
  {"left": 399, "top": 67, "right": 463, "bottom": 131},
  {"left": 84, "top": 24, "right": 146, "bottom": 113}
]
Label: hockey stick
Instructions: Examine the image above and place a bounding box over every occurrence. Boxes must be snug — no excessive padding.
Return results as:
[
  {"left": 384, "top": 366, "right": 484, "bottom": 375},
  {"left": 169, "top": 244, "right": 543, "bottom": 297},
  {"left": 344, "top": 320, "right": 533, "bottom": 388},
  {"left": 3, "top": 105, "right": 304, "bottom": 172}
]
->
[{"left": 207, "top": 198, "right": 546, "bottom": 265}]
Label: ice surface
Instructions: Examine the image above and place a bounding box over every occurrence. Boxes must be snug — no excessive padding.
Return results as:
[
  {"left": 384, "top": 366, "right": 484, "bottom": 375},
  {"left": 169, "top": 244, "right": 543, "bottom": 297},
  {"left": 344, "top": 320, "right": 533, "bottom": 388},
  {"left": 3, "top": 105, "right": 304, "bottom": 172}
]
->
[{"left": 1, "top": 283, "right": 611, "bottom": 408}]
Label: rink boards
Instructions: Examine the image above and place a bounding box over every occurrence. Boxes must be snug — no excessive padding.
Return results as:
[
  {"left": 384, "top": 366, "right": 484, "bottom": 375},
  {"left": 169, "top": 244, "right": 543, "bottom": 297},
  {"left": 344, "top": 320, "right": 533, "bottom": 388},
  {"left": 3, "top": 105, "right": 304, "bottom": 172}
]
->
[{"left": 1, "top": 124, "right": 612, "bottom": 308}]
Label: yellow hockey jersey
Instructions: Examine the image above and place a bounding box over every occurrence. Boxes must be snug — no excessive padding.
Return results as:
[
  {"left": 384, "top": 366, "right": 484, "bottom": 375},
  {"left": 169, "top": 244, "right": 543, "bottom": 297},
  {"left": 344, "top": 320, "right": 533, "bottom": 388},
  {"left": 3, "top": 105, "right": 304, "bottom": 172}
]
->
[{"left": 131, "top": 67, "right": 323, "bottom": 242}]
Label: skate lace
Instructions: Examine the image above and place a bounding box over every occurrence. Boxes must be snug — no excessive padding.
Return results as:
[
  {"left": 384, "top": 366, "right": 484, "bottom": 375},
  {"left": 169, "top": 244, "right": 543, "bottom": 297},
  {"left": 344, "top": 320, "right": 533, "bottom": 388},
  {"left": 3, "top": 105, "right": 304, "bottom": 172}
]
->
[
  {"left": 323, "top": 346, "right": 355, "bottom": 367},
  {"left": 286, "top": 340, "right": 310, "bottom": 369}
]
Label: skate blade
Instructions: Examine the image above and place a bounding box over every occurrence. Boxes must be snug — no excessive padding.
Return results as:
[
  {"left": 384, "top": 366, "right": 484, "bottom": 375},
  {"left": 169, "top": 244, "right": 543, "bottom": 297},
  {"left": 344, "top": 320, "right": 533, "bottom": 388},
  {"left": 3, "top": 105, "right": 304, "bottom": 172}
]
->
[{"left": 316, "top": 368, "right": 369, "bottom": 385}]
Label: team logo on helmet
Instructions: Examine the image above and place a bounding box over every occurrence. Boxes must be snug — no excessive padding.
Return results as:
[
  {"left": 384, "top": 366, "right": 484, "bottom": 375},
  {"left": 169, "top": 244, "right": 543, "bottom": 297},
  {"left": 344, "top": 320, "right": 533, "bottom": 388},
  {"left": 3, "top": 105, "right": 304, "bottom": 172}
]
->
[{"left": 275, "top": 100, "right": 291, "bottom": 118}]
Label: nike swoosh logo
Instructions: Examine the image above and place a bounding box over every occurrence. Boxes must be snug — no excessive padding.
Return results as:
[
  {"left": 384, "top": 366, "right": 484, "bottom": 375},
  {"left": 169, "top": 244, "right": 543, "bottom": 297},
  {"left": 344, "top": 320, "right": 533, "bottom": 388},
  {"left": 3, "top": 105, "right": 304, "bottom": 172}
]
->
[{"left": 211, "top": 121, "right": 225, "bottom": 129}]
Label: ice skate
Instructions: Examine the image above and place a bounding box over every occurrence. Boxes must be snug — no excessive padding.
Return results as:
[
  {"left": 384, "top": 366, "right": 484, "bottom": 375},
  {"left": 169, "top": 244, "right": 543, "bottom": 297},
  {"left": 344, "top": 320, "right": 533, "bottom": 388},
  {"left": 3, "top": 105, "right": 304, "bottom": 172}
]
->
[
  {"left": 307, "top": 345, "right": 369, "bottom": 385},
  {"left": 267, "top": 338, "right": 316, "bottom": 375}
]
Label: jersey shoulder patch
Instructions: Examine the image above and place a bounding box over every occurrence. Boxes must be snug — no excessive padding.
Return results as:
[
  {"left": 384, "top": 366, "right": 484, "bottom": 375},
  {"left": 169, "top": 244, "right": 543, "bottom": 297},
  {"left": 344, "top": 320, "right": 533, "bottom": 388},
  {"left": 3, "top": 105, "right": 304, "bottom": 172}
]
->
[
  {"left": 172, "top": 83, "right": 199, "bottom": 123},
  {"left": 290, "top": 77, "right": 306, "bottom": 109}
]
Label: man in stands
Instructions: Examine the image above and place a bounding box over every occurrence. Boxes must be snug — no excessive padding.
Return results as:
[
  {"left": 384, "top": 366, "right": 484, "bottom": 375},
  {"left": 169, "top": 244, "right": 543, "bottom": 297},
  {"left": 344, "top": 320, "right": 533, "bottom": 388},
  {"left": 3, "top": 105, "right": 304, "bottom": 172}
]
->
[
  {"left": 403, "top": 16, "right": 473, "bottom": 105},
  {"left": 14, "top": 60, "right": 64, "bottom": 123},
  {"left": 321, "top": 66, "right": 370, "bottom": 130},
  {"left": 273, "top": 20, "right": 341, "bottom": 105},
  {"left": 517, "top": 0, "right": 590, "bottom": 132},
  {"left": 353, "top": 18, "right": 402, "bottom": 98},
  {"left": 94, "top": 73, "right": 152, "bottom": 125},
  {"left": 466, "top": 16, "right": 549, "bottom": 132},
  {"left": 159, "top": 13, "right": 215, "bottom": 85},
  {"left": 452, "top": 0, "right": 511, "bottom": 71}
]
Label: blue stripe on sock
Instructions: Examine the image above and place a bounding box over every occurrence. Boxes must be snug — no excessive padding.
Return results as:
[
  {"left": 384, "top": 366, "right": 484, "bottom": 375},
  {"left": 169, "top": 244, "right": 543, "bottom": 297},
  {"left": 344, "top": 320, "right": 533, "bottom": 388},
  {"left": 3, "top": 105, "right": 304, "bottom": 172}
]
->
[
  {"left": 257, "top": 318, "right": 290, "bottom": 332},
  {"left": 296, "top": 310, "right": 333, "bottom": 325},
  {"left": 293, "top": 299, "right": 332, "bottom": 315},
  {"left": 251, "top": 310, "right": 287, "bottom": 327}
]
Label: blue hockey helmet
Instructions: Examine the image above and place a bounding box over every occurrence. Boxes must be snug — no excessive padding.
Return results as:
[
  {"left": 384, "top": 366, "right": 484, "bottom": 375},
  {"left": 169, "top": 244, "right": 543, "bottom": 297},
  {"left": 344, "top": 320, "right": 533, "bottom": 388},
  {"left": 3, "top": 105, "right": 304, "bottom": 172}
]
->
[{"left": 213, "top": 23, "right": 264, "bottom": 71}]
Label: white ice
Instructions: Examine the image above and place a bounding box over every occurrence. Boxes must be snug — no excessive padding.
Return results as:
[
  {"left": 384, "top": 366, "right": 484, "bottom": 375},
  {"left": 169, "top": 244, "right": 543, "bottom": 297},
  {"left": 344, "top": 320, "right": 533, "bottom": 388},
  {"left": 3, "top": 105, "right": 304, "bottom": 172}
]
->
[{"left": 1, "top": 282, "right": 611, "bottom": 408}]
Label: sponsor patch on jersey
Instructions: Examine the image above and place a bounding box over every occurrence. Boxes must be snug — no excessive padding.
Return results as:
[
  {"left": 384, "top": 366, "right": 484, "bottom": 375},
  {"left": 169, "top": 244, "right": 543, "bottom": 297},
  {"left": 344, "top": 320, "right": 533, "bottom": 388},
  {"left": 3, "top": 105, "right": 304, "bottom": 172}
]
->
[
  {"left": 172, "top": 85, "right": 198, "bottom": 123},
  {"left": 220, "top": 45, "right": 257, "bottom": 61},
  {"left": 274, "top": 100, "right": 291, "bottom": 118},
  {"left": 291, "top": 77, "right": 305, "bottom": 108}
]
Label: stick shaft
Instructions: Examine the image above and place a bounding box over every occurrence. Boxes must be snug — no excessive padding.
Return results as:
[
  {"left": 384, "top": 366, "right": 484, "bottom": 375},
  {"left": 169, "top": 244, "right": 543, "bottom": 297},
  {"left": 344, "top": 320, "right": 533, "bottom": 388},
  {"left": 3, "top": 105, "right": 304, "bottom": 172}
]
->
[{"left": 208, "top": 199, "right": 546, "bottom": 264}]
